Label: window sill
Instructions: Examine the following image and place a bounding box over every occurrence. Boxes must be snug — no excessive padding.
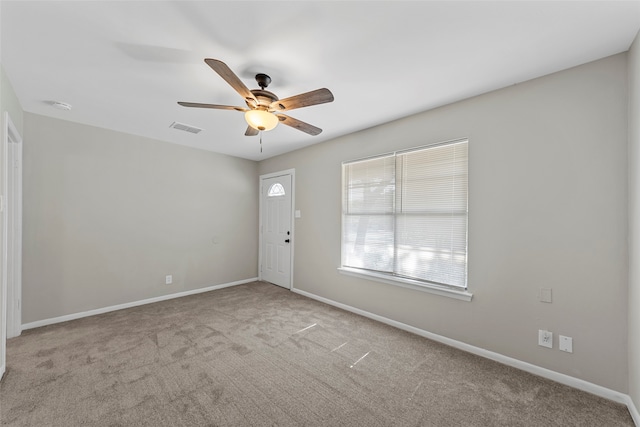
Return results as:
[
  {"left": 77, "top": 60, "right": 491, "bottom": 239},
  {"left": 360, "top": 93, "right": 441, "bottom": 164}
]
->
[{"left": 337, "top": 267, "right": 473, "bottom": 302}]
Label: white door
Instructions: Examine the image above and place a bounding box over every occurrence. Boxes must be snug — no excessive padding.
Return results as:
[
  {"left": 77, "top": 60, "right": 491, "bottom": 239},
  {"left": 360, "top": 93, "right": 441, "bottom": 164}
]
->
[{"left": 260, "top": 173, "right": 292, "bottom": 289}]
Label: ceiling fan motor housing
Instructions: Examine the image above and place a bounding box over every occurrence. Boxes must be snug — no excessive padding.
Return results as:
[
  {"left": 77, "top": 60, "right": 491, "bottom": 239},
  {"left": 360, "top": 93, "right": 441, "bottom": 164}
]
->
[{"left": 249, "top": 89, "right": 279, "bottom": 110}]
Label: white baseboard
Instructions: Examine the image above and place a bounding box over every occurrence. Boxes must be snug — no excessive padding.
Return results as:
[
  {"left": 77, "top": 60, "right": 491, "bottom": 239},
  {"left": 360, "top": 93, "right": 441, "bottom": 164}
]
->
[
  {"left": 626, "top": 395, "right": 640, "bottom": 426},
  {"left": 292, "top": 287, "right": 637, "bottom": 422},
  {"left": 22, "top": 277, "right": 258, "bottom": 331}
]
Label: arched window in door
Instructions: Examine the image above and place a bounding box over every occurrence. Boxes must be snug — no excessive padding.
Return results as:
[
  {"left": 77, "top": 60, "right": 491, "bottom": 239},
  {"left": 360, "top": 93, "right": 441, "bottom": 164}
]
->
[{"left": 267, "top": 183, "right": 285, "bottom": 197}]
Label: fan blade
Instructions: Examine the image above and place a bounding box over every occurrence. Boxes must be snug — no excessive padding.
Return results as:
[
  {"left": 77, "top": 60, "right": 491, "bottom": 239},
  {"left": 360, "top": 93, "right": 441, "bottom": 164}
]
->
[
  {"left": 177, "top": 102, "right": 247, "bottom": 112},
  {"left": 277, "top": 114, "right": 322, "bottom": 136},
  {"left": 204, "top": 58, "right": 257, "bottom": 104},
  {"left": 270, "top": 88, "right": 334, "bottom": 112},
  {"left": 245, "top": 126, "right": 259, "bottom": 136}
]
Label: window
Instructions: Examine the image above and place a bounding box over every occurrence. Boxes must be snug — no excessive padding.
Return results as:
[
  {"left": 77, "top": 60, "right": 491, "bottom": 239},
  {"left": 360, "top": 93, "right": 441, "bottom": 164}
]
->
[
  {"left": 340, "top": 139, "right": 469, "bottom": 297},
  {"left": 267, "top": 183, "right": 285, "bottom": 197}
]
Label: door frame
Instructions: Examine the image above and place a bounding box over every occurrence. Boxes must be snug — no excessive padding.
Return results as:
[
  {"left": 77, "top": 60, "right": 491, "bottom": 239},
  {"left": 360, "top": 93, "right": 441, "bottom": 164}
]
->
[
  {"left": 258, "top": 169, "right": 295, "bottom": 290},
  {"left": 1, "top": 112, "right": 23, "bottom": 379},
  {"left": 4, "top": 112, "right": 23, "bottom": 339}
]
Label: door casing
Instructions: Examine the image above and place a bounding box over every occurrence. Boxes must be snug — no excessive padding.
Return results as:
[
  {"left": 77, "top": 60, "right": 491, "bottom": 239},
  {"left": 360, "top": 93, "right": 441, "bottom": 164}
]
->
[{"left": 1, "top": 112, "right": 23, "bottom": 380}]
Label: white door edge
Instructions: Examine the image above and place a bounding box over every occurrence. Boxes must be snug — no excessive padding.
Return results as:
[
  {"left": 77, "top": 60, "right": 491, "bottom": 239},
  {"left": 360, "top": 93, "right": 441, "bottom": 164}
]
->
[
  {"left": 259, "top": 169, "right": 295, "bottom": 290},
  {"left": 2, "top": 112, "right": 24, "bottom": 379},
  {"left": 2, "top": 112, "right": 23, "bottom": 349}
]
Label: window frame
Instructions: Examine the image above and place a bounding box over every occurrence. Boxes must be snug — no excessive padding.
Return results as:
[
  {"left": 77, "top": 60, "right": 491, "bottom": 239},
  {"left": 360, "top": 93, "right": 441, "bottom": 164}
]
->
[{"left": 338, "top": 138, "right": 472, "bottom": 302}]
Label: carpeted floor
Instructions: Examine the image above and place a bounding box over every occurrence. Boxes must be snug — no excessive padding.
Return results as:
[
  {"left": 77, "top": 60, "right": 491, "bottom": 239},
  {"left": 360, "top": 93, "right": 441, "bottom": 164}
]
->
[{"left": 0, "top": 281, "right": 634, "bottom": 426}]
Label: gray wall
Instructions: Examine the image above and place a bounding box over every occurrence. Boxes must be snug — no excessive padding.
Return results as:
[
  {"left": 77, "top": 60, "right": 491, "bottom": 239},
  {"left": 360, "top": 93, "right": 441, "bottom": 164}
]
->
[
  {"left": 260, "top": 54, "right": 629, "bottom": 392},
  {"left": 628, "top": 29, "right": 640, "bottom": 413},
  {"left": 22, "top": 114, "right": 258, "bottom": 323}
]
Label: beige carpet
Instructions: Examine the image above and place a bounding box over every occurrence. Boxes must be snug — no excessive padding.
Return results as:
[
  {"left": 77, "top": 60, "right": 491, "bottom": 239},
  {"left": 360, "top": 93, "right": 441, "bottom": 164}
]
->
[{"left": 0, "top": 281, "right": 633, "bottom": 426}]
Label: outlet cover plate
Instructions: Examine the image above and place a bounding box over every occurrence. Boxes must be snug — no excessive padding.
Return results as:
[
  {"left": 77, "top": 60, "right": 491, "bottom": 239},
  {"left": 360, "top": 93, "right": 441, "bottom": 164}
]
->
[
  {"left": 538, "top": 330, "right": 553, "bottom": 348},
  {"left": 165, "top": 275, "right": 172, "bottom": 285}
]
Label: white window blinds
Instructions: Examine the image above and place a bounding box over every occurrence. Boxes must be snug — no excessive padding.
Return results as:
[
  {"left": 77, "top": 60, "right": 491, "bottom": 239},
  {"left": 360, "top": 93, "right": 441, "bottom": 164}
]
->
[{"left": 342, "top": 139, "right": 468, "bottom": 289}]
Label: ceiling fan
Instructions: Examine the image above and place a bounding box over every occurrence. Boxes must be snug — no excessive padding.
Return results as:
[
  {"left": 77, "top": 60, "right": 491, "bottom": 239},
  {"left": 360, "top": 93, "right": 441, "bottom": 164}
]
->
[{"left": 178, "top": 58, "right": 334, "bottom": 136}]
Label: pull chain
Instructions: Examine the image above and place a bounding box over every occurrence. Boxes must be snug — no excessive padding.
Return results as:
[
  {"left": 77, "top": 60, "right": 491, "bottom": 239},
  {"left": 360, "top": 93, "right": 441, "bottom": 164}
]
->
[{"left": 259, "top": 131, "right": 263, "bottom": 153}]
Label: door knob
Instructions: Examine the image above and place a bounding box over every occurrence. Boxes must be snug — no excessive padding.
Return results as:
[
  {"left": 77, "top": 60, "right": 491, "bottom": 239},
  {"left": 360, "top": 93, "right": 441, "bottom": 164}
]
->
[{"left": 285, "top": 239, "right": 290, "bottom": 243}]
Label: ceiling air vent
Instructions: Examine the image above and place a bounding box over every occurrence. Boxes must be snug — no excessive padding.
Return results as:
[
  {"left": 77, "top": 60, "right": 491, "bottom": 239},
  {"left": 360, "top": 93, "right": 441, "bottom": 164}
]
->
[{"left": 169, "top": 121, "right": 203, "bottom": 134}]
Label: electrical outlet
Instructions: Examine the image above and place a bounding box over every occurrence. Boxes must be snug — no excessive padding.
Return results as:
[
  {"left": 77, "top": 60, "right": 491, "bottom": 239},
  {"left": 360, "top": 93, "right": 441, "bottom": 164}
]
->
[
  {"left": 165, "top": 275, "right": 172, "bottom": 285},
  {"left": 559, "top": 335, "right": 573, "bottom": 353},
  {"left": 538, "top": 330, "right": 553, "bottom": 348}
]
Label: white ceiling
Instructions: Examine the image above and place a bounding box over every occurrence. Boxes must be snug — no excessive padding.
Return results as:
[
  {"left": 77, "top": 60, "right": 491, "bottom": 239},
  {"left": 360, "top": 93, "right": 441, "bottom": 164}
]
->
[{"left": 2, "top": 1, "right": 639, "bottom": 161}]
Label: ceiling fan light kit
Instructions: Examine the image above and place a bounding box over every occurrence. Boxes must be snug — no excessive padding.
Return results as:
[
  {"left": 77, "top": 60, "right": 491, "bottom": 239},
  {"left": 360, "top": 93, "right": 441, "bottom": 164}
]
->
[
  {"left": 245, "top": 109, "right": 279, "bottom": 131},
  {"left": 178, "top": 58, "right": 334, "bottom": 138}
]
